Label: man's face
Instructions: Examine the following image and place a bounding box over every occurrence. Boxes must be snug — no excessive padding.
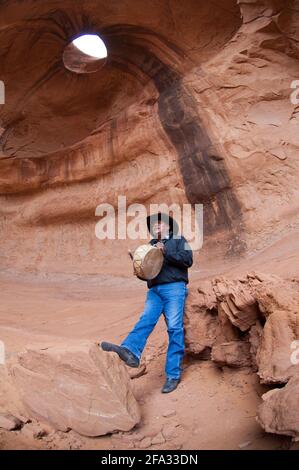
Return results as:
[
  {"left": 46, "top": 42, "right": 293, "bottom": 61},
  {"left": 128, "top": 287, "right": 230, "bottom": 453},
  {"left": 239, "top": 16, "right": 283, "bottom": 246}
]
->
[{"left": 152, "top": 220, "right": 169, "bottom": 238}]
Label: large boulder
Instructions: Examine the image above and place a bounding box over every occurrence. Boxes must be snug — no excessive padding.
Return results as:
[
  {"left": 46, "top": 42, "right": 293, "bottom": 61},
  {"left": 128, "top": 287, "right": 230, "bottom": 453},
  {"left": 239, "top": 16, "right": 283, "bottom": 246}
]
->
[
  {"left": 8, "top": 341, "right": 140, "bottom": 436},
  {"left": 256, "top": 311, "right": 299, "bottom": 384},
  {"left": 257, "top": 374, "right": 299, "bottom": 442}
]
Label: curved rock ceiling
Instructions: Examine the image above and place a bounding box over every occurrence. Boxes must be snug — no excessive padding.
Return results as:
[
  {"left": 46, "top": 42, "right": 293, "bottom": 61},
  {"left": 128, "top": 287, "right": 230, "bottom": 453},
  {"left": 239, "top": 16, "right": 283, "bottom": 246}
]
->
[
  {"left": 0, "top": 0, "right": 240, "bottom": 160},
  {"left": 0, "top": 0, "right": 298, "bottom": 275}
]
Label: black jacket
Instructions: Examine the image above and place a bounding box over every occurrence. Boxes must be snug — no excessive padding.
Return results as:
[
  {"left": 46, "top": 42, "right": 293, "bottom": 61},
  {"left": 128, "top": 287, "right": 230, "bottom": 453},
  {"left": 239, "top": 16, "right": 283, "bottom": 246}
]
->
[{"left": 146, "top": 233, "right": 193, "bottom": 288}]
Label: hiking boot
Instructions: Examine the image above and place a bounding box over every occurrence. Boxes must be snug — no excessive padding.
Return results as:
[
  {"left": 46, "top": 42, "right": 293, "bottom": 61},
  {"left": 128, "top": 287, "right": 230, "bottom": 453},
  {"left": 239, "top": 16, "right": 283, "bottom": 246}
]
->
[
  {"left": 161, "top": 377, "right": 181, "bottom": 394},
  {"left": 100, "top": 342, "right": 140, "bottom": 368}
]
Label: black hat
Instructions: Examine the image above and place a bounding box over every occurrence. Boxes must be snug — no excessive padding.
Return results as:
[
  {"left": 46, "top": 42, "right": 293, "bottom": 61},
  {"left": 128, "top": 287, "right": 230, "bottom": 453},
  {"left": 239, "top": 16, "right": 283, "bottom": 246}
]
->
[{"left": 146, "top": 212, "right": 179, "bottom": 236}]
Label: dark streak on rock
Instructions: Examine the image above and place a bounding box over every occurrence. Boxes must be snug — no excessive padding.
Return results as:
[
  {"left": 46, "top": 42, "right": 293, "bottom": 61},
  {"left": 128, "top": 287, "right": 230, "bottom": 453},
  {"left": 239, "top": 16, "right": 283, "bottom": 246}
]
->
[{"left": 101, "top": 25, "right": 246, "bottom": 255}]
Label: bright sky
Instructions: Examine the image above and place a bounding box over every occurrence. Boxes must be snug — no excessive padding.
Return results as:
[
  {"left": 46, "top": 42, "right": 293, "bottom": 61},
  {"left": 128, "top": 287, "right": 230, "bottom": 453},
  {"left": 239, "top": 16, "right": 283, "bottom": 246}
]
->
[{"left": 73, "top": 34, "right": 108, "bottom": 59}]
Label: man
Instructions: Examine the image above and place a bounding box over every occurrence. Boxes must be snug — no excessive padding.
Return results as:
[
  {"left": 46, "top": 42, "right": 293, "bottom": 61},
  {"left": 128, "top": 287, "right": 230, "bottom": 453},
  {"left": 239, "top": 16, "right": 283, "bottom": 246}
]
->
[{"left": 100, "top": 212, "right": 193, "bottom": 393}]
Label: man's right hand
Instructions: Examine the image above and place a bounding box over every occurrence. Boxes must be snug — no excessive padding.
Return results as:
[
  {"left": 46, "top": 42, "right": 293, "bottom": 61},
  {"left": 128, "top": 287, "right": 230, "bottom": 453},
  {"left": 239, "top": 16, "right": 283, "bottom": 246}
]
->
[{"left": 155, "top": 241, "right": 165, "bottom": 253}]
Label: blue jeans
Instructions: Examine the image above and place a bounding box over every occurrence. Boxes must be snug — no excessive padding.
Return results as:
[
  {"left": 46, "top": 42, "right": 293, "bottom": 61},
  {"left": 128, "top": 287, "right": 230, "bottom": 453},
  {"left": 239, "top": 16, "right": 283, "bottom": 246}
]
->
[{"left": 121, "top": 281, "right": 188, "bottom": 379}]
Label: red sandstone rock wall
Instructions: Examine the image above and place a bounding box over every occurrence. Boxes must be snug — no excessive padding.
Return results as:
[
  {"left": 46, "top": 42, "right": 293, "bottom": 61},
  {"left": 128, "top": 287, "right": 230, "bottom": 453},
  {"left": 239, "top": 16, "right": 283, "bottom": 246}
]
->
[{"left": 0, "top": 0, "right": 298, "bottom": 275}]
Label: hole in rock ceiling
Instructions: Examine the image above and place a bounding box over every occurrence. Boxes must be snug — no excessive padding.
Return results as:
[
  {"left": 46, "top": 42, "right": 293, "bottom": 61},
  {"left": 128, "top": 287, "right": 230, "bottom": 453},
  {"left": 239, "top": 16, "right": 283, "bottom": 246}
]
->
[{"left": 63, "top": 34, "right": 108, "bottom": 74}]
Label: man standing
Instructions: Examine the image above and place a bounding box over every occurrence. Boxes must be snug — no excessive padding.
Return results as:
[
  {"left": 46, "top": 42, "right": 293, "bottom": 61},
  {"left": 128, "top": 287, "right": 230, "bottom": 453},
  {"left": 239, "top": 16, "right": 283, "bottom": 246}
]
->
[{"left": 101, "top": 212, "right": 193, "bottom": 393}]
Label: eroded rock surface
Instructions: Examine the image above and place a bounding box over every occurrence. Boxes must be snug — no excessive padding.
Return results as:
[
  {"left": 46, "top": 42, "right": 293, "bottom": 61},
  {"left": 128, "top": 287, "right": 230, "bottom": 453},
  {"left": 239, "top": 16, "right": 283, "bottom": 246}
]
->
[{"left": 184, "top": 282, "right": 218, "bottom": 356}]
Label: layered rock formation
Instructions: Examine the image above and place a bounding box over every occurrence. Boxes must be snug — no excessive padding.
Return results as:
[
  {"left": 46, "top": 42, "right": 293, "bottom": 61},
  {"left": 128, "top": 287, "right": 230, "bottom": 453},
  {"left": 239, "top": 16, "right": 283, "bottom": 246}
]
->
[
  {"left": 7, "top": 341, "right": 140, "bottom": 436},
  {"left": 0, "top": 0, "right": 298, "bottom": 275},
  {"left": 184, "top": 271, "right": 299, "bottom": 440}
]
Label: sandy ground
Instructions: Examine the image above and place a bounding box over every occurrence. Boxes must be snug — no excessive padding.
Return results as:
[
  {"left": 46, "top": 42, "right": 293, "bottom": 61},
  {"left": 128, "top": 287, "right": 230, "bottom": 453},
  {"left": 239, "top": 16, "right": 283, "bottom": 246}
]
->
[{"left": 1, "top": 230, "right": 299, "bottom": 450}]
